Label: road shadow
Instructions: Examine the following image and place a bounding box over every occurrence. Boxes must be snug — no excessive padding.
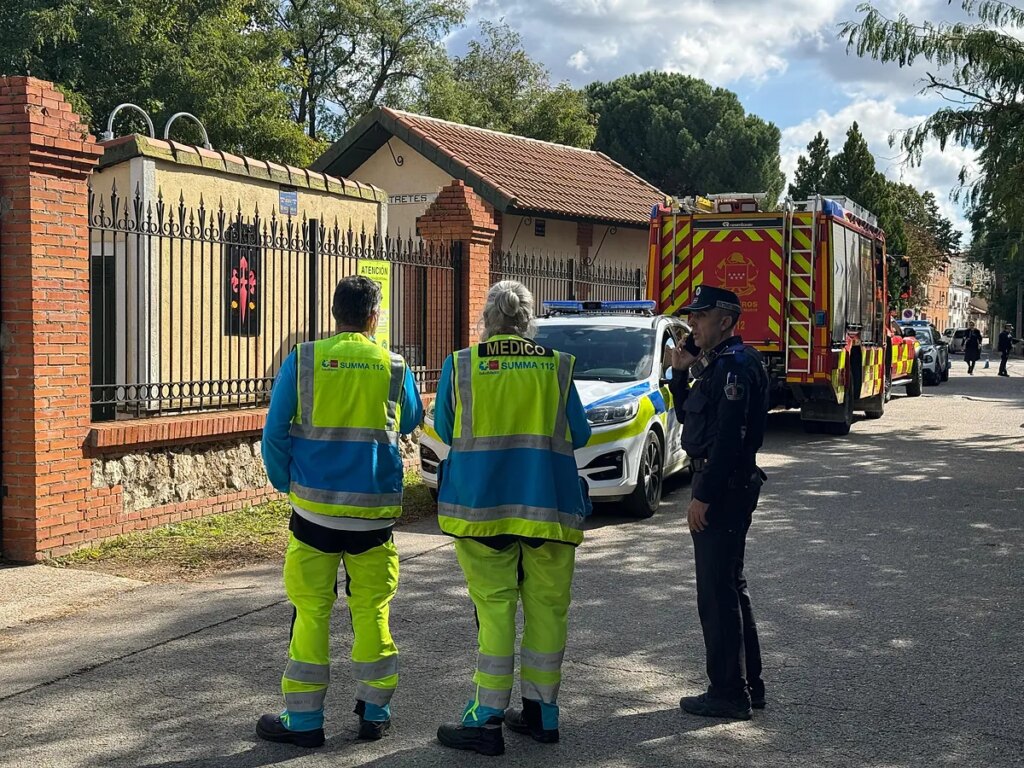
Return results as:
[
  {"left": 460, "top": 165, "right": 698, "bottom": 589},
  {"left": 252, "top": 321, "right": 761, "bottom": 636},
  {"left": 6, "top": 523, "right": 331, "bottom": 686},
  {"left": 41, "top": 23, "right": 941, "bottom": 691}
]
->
[{"left": 1, "top": 370, "right": 1022, "bottom": 767}]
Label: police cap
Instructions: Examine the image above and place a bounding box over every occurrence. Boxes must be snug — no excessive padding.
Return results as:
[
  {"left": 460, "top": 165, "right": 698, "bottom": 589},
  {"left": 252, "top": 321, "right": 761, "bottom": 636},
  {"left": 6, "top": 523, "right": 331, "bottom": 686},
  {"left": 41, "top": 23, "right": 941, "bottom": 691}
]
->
[{"left": 677, "top": 285, "right": 742, "bottom": 315}]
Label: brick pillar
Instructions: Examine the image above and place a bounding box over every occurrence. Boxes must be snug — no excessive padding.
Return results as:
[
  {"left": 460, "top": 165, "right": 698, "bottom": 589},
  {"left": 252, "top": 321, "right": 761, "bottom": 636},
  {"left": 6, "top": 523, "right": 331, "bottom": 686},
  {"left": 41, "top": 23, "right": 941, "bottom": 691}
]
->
[
  {"left": 576, "top": 222, "right": 594, "bottom": 300},
  {"left": 0, "top": 78, "right": 103, "bottom": 561},
  {"left": 417, "top": 181, "right": 499, "bottom": 347}
]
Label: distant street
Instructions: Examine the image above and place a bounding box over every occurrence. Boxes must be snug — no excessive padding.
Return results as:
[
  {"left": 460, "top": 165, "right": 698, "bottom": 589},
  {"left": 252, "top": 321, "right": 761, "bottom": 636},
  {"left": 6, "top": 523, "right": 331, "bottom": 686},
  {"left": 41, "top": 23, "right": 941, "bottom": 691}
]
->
[{"left": 1, "top": 357, "right": 1022, "bottom": 768}]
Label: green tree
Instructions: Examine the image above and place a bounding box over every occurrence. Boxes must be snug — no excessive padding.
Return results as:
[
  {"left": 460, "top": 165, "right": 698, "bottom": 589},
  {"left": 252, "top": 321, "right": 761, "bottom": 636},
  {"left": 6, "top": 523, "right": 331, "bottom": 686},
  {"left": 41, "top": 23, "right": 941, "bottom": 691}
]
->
[
  {"left": 842, "top": 1, "right": 1024, "bottom": 312},
  {"left": 586, "top": 72, "right": 785, "bottom": 201},
  {"left": 887, "top": 182, "right": 960, "bottom": 303},
  {"left": 0, "top": 0, "right": 317, "bottom": 165},
  {"left": 788, "top": 132, "right": 832, "bottom": 200},
  {"left": 824, "top": 122, "right": 906, "bottom": 254},
  {"left": 414, "top": 21, "right": 596, "bottom": 147},
  {"left": 276, "top": 0, "right": 466, "bottom": 140}
]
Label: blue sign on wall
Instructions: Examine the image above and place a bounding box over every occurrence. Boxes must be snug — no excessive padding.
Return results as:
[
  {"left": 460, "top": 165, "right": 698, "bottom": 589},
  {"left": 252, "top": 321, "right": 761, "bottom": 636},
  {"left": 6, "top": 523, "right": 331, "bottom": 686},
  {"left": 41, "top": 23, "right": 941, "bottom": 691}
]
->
[{"left": 279, "top": 187, "right": 298, "bottom": 216}]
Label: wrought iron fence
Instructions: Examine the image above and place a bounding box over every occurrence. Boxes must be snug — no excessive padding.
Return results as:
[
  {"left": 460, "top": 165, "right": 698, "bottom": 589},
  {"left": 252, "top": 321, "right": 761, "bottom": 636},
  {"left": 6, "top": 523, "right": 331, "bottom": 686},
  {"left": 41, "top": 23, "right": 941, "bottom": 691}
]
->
[
  {"left": 490, "top": 250, "right": 646, "bottom": 309},
  {"left": 89, "top": 185, "right": 459, "bottom": 420}
]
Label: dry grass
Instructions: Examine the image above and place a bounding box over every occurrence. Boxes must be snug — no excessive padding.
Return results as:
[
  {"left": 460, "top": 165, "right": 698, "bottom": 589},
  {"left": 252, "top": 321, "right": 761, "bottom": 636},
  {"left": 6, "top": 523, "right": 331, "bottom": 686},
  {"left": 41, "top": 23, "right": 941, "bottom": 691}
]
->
[{"left": 51, "top": 472, "right": 437, "bottom": 582}]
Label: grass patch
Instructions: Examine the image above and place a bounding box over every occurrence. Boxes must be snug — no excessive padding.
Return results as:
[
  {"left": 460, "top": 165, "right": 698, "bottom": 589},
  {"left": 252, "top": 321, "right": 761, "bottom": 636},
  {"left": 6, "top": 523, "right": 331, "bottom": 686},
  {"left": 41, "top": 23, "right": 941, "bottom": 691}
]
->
[{"left": 52, "top": 472, "right": 437, "bottom": 582}]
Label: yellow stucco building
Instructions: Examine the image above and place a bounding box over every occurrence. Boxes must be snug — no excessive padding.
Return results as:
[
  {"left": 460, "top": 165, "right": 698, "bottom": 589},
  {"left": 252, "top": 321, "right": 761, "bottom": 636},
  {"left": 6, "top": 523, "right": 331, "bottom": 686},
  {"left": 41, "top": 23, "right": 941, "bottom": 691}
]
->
[
  {"left": 311, "top": 108, "right": 664, "bottom": 274},
  {"left": 89, "top": 135, "right": 385, "bottom": 417}
]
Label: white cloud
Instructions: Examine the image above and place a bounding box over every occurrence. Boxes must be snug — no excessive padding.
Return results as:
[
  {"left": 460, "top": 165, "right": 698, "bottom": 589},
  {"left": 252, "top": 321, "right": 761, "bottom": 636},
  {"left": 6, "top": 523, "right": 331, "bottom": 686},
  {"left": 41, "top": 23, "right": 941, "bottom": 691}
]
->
[
  {"left": 780, "top": 99, "right": 979, "bottom": 238},
  {"left": 469, "top": 0, "right": 841, "bottom": 86},
  {"left": 567, "top": 50, "right": 591, "bottom": 72}
]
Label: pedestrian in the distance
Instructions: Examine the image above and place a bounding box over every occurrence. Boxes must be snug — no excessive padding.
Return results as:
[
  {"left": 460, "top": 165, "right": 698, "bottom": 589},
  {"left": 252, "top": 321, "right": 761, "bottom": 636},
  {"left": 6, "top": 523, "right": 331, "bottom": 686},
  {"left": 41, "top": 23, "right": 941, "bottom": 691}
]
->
[
  {"left": 667, "top": 285, "right": 770, "bottom": 721},
  {"left": 998, "top": 323, "right": 1018, "bottom": 377},
  {"left": 432, "top": 280, "right": 591, "bottom": 756},
  {"left": 964, "top": 323, "right": 982, "bottom": 375},
  {"left": 258, "top": 275, "right": 423, "bottom": 748}
]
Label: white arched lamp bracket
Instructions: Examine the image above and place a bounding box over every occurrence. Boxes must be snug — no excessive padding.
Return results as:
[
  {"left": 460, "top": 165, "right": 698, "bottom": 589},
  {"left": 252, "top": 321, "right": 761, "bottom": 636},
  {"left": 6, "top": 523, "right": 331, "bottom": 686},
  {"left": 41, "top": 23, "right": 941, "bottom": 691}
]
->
[
  {"left": 163, "top": 112, "right": 212, "bottom": 149},
  {"left": 100, "top": 103, "right": 156, "bottom": 142}
]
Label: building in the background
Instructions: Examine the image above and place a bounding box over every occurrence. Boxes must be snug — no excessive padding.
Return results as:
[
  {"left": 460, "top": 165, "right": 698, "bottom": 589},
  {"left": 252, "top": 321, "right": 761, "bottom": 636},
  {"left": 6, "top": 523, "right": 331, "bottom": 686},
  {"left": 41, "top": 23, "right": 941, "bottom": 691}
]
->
[
  {"left": 949, "top": 253, "right": 992, "bottom": 294},
  {"left": 312, "top": 108, "right": 665, "bottom": 272},
  {"left": 949, "top": 282, "right": 971, "bottom": 330},
  {"left": 920, "top": 260, "right": 951, "bottom": 329},
  {"left": 969, "top": 297, "right": 990, "bottom": 336},
  {"left": 89, "top": 134, "right": 386, "bottom": 419}
]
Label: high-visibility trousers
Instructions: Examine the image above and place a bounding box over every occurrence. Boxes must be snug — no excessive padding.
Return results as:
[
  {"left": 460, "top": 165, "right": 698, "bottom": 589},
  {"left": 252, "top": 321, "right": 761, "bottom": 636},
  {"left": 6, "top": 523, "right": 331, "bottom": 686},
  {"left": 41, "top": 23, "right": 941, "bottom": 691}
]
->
[
  {"left": 280, "top": 525, "right": 400, "bottom": 717},
  {"left": 454, "top": 538, "right": 576, "bottom": 712}
]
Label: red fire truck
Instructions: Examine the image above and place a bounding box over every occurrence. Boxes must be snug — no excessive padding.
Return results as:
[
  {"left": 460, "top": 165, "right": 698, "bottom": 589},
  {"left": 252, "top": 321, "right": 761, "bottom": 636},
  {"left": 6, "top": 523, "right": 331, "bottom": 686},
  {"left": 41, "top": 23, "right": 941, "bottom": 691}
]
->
[{"left": 647, "top": 193, "right": 922, "bottom": 434}]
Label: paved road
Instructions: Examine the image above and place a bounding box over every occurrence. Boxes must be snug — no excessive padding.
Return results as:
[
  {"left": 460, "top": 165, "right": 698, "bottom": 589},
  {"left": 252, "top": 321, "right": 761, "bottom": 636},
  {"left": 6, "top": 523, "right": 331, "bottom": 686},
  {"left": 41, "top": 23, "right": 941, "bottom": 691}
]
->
[{"left": 1, "top": 360, "right": 1022, "bottom": 767}]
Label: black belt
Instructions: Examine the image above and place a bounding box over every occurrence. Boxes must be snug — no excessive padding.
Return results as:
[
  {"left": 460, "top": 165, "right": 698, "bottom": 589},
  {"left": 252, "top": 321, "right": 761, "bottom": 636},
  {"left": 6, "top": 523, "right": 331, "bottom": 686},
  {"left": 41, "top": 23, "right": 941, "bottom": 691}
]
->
[{"left": 690, "top": 457, "right": 708, "bottom": 471}]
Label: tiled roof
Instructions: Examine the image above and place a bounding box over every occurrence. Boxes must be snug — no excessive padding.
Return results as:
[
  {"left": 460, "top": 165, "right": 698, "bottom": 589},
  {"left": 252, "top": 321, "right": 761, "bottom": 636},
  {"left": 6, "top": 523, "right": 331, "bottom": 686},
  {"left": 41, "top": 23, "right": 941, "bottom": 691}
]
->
[
  {"left": 312, "top": 108, "right": 664, "bottom": 228},
  {"left": 97, "top": 134, "right": 386, "bottom": 203}
]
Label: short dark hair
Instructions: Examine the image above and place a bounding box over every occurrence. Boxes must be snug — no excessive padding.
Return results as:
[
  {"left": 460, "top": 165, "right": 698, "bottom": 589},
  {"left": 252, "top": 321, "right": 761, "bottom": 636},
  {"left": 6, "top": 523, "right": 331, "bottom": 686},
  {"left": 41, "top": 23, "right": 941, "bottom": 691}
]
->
[
  {"left": 716, "top": 307, "right": 741, "bottom": 330},
  {"left": 332, "top": 275, "right": 381, "bottom": 328}
]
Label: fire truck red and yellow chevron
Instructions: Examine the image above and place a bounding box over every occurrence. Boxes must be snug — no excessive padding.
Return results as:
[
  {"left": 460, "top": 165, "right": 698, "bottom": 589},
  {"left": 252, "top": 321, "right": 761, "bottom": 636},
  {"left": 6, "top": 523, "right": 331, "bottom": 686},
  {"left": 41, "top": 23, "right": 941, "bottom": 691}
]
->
[
  {"left": 786, "top": 213, "right": 816, "bottom": 375},
  {"left": 890, "top": 338, "right": 915, "bottom": 379},
  {"left": 829, "top": 345, "right": 888, "bottom": 404},
  {"left": 652, "top": 217, "right": 785, "bottom": 344}
]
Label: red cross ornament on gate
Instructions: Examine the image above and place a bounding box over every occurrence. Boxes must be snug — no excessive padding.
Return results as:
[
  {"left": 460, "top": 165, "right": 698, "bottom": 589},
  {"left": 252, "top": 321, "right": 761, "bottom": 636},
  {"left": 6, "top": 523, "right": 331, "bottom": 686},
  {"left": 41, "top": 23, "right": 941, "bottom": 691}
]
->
[{"left": 231, "top": 255, "right": 257, "bottom": 322}]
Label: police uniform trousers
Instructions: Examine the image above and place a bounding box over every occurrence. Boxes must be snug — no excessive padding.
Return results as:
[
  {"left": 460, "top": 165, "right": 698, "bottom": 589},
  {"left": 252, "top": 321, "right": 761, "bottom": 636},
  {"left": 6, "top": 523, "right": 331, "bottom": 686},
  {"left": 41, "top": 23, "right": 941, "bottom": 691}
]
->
[
  {"left": 691, "top": 473, "right": 763, "bottom": 701},
  {"left": 280, "top": 512, "right": 400, "bottom": 721},
  {"left": 454, "top": 536, "right": 575, "bottom": 718},
  {"left": 999, "top": 350, "right": 1010, "bottom": 375}
]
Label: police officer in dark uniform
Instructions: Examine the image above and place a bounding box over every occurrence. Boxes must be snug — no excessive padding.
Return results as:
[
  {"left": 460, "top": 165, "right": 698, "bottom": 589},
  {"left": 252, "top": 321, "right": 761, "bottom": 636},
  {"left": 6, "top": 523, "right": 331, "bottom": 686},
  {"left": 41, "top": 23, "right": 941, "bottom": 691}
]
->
[
  {"left": 667, "top": 285, "right": 769, "bottom": 721},
  {"left": 997, "top": 323, "right": 1019, "bottom": 376}
]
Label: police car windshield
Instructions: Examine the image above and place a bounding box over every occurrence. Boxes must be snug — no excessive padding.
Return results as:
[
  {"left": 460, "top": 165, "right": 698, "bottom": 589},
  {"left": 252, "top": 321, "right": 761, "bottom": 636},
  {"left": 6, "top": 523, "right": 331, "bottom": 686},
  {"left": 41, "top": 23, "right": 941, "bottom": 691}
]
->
[{"left": 533, "top": 324, "right": 656, "bottom": 382}]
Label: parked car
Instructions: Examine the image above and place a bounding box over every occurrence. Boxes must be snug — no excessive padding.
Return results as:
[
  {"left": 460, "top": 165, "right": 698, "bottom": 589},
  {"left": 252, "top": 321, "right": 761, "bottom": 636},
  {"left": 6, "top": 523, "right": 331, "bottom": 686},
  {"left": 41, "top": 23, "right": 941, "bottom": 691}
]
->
[
  {"left": 947, "top": 328, "right": 970, "bottom": 354},
  {"left": 419, "top": 300, "right": 692, "bottom": 519},
  {"left": 898, "top": 321, "right": 950, "bottom": 384}
]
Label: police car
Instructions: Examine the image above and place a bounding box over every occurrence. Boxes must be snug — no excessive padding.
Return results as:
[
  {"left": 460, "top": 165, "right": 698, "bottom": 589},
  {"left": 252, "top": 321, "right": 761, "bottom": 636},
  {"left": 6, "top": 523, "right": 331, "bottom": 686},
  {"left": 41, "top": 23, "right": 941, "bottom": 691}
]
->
[
  {"left": 419, "top": 300, "right": 691, "bottom": 518},
  {"left": 897, "top": 320, "right": 950, "bottom": 385}
]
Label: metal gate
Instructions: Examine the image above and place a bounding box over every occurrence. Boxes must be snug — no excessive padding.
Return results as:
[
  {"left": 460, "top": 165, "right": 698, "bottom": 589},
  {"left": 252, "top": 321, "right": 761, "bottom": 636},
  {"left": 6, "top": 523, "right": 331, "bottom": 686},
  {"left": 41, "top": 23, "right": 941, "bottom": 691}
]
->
[{"left": 88, "top": 186, "right": 460, "bottom": 420}]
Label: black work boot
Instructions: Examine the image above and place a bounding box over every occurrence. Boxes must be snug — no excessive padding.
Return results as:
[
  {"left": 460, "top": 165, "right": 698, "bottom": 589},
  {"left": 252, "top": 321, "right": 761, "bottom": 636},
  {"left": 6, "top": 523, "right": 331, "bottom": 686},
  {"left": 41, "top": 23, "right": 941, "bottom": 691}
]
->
[
  {"left": 353, "top": 700, "right": 391, "bottom": 741},
  {"left": 748, "top": 682, "right": 766, "bottom": 710},
  {"left": 680, "top": 692, "right": 752, "bottom": 721},
  {"left": 504, "top": 699, "right": 559, "bottom": 743},
  {"left": 255, "top": 714, "right": 325, "bottom": 748},
  {"left": 437, "top": 716, "right": 505, "bottom": 756}
]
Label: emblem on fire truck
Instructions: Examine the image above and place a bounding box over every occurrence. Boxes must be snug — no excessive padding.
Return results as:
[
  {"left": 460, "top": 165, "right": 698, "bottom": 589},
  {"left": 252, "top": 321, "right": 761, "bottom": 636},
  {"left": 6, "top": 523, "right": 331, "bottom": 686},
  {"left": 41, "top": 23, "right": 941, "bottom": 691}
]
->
[{"left": 715, "top": 252, "right": 759, "bottom": 298}]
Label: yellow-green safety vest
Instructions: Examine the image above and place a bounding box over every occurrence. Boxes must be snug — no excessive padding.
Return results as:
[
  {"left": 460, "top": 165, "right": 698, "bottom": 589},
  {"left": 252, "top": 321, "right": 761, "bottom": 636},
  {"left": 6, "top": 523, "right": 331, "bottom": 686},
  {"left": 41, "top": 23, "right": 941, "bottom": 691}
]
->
[
  {"left": 437, "top": 335, "right": 584, "bottom": 544},
  {"left": 289, "top": 332, "right": 406, "bottom": 520}
]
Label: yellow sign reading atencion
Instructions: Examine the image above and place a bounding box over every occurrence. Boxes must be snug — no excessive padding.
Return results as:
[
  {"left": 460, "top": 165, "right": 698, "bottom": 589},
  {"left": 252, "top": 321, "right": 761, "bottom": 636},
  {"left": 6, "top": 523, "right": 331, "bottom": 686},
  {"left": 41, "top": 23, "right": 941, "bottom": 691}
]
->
[{"left": 357, "top": 260, "right": 392, "bottom": 350}]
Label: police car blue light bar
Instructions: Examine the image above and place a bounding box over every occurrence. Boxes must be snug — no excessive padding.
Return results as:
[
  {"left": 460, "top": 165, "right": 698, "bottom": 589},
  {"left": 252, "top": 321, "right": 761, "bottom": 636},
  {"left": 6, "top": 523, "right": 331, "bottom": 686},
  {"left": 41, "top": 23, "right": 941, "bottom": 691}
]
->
[{"left": 542, "top": 300, "right": 656, "bottom": 313}]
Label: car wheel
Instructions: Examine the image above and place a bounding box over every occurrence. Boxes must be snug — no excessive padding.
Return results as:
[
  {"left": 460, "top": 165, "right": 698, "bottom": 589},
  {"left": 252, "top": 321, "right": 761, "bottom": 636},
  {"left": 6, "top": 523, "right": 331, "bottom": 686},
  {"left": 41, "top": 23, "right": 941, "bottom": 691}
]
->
[
  {"left": 941, "top": 359, "right": 950, "bottom": 382},
  {"left": 906, "top": 359, "right": 923, "bottom": 397},
  {"left": 623, "top": 431, "right": 663, "bottom": 519}
]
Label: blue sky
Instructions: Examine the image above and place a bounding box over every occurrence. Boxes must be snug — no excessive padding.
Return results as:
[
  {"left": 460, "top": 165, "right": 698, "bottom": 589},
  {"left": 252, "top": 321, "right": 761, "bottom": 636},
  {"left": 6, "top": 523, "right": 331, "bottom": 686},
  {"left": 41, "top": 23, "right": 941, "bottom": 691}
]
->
[{"left": 453, "top": 0, "right": 985, "bottom": 238}]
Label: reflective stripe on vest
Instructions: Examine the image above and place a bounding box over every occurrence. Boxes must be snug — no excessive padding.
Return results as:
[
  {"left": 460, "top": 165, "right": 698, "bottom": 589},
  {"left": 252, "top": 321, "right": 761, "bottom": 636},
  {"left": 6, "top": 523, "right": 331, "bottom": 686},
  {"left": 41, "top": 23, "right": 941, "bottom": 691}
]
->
[
  {"left": 288, "top": 334, "right": 406, "bottom": 519},
  {"left": 452, "top": 343, "right": 573, "bottom": 453},
  {"left": 294, "top": 341, "right": 405, "bottom": 437},
  {"left": 438, "top": 502, "right": 584, "bottom": 536}
]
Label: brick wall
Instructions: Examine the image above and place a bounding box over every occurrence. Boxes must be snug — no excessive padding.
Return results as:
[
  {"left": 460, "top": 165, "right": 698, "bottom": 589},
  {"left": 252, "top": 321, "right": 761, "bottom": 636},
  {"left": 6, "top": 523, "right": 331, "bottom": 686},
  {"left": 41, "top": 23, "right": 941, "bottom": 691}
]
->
[
  {"left": 0, "top": 78, "right": 105, "bottom": 560},
  {"left": 0, "top": 79, "right": 283, "bottom": 560},
  {"left": 0, "top": 80, "right": 499, "bottom": 561}
]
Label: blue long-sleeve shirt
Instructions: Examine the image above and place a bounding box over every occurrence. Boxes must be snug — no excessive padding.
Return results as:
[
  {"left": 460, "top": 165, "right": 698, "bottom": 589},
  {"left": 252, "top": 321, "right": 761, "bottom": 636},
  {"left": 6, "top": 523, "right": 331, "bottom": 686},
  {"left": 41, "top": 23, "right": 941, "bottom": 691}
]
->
[{"left": 262, "top": 342, "right": 423, "bottom": 524}]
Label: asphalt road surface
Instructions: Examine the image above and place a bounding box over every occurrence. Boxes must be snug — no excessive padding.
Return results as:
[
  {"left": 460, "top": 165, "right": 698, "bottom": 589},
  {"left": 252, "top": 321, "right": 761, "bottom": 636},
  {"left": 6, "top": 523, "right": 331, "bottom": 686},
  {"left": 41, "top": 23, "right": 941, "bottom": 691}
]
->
[{"left": 1, "top": 359, "right": 1022, "bottom": 767}]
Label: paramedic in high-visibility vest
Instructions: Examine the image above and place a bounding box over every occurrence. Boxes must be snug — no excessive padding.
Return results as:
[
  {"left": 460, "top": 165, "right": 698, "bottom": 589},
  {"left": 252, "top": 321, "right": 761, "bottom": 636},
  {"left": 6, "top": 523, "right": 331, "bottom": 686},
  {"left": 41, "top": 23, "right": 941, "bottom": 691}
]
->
[
  {"left": 433, "top": 280, "right": 592, "bottom": 757},
  {"left": 257, "top": 274, "right": 423, "bottom": 748}
]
